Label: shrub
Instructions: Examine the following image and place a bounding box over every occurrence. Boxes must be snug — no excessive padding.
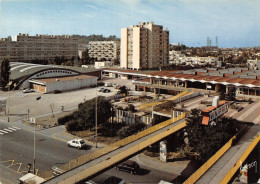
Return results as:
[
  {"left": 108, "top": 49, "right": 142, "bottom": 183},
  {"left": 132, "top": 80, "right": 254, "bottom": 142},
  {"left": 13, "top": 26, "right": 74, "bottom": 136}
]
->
[
  {"left": 58, "top": 113, "right": 73, "bottom": 125},
  {"left": 117, "top": 123, "right": 145, "bottom": 139},
  {"left": 65, "top": 119, "right": 80, "bottom": 131}
]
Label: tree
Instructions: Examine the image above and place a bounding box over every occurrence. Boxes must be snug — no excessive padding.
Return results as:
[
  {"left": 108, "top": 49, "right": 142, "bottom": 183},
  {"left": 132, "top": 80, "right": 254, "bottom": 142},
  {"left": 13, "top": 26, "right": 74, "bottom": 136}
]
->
[
  {"left": 64, "top": 96, "right": 112, "bottom": 131},
  {"left": 185, "top": 109, "right": 238, "bottom": 162},
  {"left": 0, "top": 58, "right": 11, "bottom": 89}
]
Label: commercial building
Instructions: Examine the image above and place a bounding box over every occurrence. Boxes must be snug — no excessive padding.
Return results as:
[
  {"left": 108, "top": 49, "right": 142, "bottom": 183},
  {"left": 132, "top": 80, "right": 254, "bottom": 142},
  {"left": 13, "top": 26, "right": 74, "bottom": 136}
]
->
[
  {"left": 28, "top": 74, "right": 97, "bottom": 93},
  {"left": 0, "top": 33, "right": 78, "bottom": 62},
  {"left": 103, "top": 67, "right": 260, "bottom": 97},
  {"left": 120, "top": 22, "right": 169, "bottom": 70},
  {"left": 88, "top": 41, "right": 120, "bottom": 62}
]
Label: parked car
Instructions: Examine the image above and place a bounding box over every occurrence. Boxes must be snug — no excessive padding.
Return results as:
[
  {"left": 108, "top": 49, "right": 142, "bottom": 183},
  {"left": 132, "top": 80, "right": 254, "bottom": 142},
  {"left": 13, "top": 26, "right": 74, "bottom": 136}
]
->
[
  {"left": 102, "top": 89, "right": 111, "bottom": 93},
  {"left": 116, "top": 160, "right": 140, "bottom": 174},
  {"left": 67, "top": 139, "right": 87, "bottom": 149},
  {"left": 22, "top": 88, "right": 35, "bottom": 93},
  {"left": 97, "top": 88, "right": 105, "bottom": 92}
]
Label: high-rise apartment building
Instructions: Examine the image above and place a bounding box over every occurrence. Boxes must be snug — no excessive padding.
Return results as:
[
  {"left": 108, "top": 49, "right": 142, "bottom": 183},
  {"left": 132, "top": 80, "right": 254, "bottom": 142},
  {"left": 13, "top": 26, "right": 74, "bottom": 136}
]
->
[
  {"left": 120, "top": 22, "right": 169, "bottom": 70},
  {"left": 88, "top": 41, "right": 120, "bottom": 62},
  {"left": 0, "top": 33, "right": 78, "bottom": 62}
]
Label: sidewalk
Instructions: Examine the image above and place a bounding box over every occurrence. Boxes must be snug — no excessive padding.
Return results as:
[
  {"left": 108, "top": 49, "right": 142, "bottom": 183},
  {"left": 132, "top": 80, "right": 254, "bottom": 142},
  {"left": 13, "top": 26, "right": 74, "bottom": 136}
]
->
[{"left": 133, "top": 154, "right": 190, "bottom": 175}]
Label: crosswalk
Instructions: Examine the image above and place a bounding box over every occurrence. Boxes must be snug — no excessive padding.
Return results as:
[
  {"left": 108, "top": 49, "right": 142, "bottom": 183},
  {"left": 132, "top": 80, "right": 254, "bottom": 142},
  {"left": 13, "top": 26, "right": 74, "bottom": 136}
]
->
[{"left": 0, "top": 126, "right": 21, "bottom": 135}]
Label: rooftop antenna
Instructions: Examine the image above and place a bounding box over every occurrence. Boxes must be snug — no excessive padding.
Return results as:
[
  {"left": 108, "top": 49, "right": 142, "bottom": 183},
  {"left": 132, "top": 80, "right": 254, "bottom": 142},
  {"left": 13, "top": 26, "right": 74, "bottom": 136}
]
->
[
  {"left": 207, "top": 37, "right": 209, "bottom": 46},
  {"left": 216, "top": 36, "right": 218, "bottom": 47}
]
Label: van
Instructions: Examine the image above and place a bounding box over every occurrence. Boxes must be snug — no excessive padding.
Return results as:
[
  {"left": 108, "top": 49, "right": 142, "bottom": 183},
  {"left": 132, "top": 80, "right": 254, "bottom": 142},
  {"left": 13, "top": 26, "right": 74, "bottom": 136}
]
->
[{"left": 105, "top": 82, "right": 113, "bottom": 87}]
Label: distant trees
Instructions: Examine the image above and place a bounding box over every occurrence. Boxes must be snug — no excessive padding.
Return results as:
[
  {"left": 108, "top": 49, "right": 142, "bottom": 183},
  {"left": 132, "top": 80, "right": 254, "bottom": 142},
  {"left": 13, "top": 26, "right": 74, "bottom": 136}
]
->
[
  {"left": 0, "top": 58, "right": 11, "bottom": 89},
  {"left": 71, "top": 34, "right": 120, "bottom": 44}
]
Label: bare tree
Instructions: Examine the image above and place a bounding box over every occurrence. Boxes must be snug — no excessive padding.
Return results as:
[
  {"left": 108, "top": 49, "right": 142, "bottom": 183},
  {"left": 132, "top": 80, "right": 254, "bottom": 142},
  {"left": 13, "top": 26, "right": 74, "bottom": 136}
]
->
[{"left": 50, "top": 103, "right": 55, "bottom": 117}]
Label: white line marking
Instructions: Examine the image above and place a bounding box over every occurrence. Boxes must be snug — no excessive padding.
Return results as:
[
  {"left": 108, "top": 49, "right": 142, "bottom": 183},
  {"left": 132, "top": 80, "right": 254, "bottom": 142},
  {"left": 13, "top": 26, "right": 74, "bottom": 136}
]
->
[
  {"left": 12, "top": 126, "right": 21, "bottom": 130},
  {"left": 3, "top": 129, "right": 13, "bottom": 132},
  {"left": 0, "top": 130, "right": 8, "bottom": 134}
]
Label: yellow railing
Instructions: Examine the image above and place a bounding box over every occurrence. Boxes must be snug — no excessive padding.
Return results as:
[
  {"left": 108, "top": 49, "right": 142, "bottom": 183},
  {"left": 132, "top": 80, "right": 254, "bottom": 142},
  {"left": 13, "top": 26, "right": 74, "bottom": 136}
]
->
[
  {"left": 138, "top": 90, "right": 189, "bottom": 110},
  {"left": 183, "top": 125, "right": 253, "bottom": 184},
  {"left": 38, "top": 113, "right": 186, "bottom": 180},
  {"left": 220, "top": 132, "right": 260, "bottom": 184},
  {"left": 168, "top": 90, "right": 188, "bottom": 100},
  {"left": 138, "top": 101, "right": 164, "bottom": 110}
]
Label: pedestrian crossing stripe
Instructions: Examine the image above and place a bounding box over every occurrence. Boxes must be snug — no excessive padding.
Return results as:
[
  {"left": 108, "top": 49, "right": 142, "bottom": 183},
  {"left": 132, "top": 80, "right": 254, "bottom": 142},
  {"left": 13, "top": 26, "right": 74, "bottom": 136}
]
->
[{"left": 0, "top": 126, "right": 21, "bottom": 135}]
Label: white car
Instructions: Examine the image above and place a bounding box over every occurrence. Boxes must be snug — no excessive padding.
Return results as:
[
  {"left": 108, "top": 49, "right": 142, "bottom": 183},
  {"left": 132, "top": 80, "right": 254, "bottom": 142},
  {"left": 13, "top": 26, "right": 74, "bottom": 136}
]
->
[
  {"left": 67, "top": 139, "right": 87, "bottom": 149},
  {"left": 22, "top": 88, "right": 35, "bottom": 93}
]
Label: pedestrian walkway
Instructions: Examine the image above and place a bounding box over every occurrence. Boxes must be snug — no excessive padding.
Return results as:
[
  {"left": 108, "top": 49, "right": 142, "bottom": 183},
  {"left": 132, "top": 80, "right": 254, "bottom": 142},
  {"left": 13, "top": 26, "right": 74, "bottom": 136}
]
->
[{"left": 134, "top": 154, "right": 190, "bottom": 175}]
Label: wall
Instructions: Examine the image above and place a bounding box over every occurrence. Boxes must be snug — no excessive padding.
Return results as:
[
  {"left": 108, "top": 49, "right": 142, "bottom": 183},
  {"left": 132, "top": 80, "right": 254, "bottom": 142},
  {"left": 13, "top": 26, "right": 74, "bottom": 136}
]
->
[
  {"left": 120, "top": 28, "right": 128, "bottom": 69},
  {"left": 45, "top": 77, "right": 97, "bottom": 93}
]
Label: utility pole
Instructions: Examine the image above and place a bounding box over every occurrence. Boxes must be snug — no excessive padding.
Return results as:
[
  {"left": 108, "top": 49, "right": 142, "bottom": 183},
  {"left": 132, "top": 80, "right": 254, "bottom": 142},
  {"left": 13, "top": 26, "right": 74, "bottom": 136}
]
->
[{"left": 95, "top": 89, "right": 98, "bottom": 148}]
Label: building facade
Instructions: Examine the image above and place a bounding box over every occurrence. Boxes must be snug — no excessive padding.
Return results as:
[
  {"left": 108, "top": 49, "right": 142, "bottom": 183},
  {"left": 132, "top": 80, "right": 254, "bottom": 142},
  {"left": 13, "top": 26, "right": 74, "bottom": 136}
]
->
[
  {"left": 120, "top": 22, "right": 169, "bottom": 70},
  {"left": 0, "top": 33, "right": 78, "bottom": 62},
  {"left": 88, "top": 41, "right": 120, "bottom": 62}
]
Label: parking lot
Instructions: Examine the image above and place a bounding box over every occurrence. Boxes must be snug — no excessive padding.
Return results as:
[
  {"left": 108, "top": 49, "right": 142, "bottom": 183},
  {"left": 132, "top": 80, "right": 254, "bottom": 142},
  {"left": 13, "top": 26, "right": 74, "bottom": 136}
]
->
[{"left": 0, "top": 77, "right": 135, "bottom": 122}]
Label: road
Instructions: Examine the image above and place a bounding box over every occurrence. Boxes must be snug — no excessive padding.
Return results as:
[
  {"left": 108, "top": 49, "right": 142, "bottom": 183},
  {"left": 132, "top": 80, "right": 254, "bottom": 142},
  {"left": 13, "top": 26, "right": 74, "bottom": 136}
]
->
[
  {"left": 86, "top": 159, "right": 178, "bottom": 184},
  {"left": 0, "top": 120, "right": 91, "bottom": 184}
]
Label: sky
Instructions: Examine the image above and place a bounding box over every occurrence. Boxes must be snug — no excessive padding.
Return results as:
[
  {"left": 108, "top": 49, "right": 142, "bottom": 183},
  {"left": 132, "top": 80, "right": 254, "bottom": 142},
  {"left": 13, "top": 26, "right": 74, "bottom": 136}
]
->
[{"left": 0, "top": 0, "right": 259, "bottom": 48}]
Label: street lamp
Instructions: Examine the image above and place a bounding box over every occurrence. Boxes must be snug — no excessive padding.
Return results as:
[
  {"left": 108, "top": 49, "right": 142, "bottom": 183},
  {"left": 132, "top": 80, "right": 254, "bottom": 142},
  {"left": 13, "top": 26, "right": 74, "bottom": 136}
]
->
[
  {"left": 33, "top": 96, "right": 41, "bottom": 174},
  {"left": 95, "top": 88, "right": 98, "bottom": 148}
]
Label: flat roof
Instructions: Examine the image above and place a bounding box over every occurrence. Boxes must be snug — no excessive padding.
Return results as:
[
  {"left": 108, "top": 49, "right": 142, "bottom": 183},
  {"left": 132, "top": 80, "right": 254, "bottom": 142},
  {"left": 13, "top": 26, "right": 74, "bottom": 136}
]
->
[{"left": 35, "top": 74, "right": 97, "bottom": 83}]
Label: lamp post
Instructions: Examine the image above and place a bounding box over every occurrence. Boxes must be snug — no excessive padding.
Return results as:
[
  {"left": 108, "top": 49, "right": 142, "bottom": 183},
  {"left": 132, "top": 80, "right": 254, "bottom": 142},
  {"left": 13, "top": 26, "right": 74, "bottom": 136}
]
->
[
  {"left": 33, "top": 96, "right": 41, "bottom": 174},
  {"left": 95, "top": 88, "right": 98, "bottom": 148}
]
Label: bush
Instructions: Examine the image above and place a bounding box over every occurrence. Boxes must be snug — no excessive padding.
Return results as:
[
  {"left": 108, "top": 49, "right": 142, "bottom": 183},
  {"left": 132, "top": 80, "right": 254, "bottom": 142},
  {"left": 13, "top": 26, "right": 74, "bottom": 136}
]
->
[
  {"left": 117, "top": 123, "right": 145, "bottom": 139},
  {"left": 58, "top": 113, "right": 74, "bottom": 125},
  {"left": 65, "top": 120, "right": 80, "bottom": 131}
]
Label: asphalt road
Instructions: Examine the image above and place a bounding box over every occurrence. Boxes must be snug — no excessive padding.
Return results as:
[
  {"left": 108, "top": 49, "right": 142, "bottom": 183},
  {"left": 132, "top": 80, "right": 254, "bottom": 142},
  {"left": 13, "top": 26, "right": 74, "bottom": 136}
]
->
[
  {"left": 87, "top": 160, "right": 178, "bottom": 184},
  {"left": 0, "top": 120, "right": 90, "bottom": 183}
]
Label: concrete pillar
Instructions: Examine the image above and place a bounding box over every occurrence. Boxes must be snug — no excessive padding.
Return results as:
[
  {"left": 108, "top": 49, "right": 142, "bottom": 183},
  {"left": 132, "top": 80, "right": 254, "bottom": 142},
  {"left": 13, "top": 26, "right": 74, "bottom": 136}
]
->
[
  {"left": 215, "top": 84, "right": 221, "bottom": 93},
  {"left": 150, "top": 78, "right": 153, "bottom": 84},
  {"left": 144, "top": 87, "right": 147, "bottom": 92},
  {"left": 185, "top": 81, "right": 188, "bottom": 88},
  {"left": 159, "top": 79, "right": 162, "bottom": 85},
  {"left": 154, "top": 88, "right": 156, "bottom": 94}
]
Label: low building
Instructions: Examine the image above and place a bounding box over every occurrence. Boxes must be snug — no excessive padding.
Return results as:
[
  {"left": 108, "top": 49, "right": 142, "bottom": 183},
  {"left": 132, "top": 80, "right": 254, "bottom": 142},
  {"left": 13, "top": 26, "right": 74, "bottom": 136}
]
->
[
  {"left": 94, "top": 61, "right": 113, "bottom": 69},
  {"left": 28, "top": 74, "right": 97, "bottom": 93}
]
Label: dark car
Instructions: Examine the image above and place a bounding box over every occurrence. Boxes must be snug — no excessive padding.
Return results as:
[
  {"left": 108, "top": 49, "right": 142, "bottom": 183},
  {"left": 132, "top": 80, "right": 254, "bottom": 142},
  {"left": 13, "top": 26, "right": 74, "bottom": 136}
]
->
[
  {"left": 116, "top": 160, "right": 140, "bottom": 174},
  {"left": 102, "top": 89, "right": 111, "bottom": 93}
]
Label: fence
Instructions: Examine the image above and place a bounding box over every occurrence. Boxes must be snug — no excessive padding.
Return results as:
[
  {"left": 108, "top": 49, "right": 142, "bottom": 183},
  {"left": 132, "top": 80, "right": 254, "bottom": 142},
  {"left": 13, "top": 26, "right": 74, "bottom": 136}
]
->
[
  {"left": 183, "top": 125, "right": 249, "bottom": 184},
  {"left": 38, "top": 113, "right": 186, "bottom": 180}
]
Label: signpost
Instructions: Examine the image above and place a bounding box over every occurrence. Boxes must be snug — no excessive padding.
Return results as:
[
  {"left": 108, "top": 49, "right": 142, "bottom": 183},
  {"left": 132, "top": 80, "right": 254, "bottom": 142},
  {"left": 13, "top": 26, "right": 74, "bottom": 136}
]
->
[{"left": 160, "top": 140, "right": 167, "bottom": 162}]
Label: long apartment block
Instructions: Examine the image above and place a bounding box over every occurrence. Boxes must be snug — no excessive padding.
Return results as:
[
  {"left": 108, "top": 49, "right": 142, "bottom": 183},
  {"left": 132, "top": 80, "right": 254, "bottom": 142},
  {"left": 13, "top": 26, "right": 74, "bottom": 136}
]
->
[
  {"left": 88, "top": 41, "right": 120, "bottom": 62},
  {"left": 0, "top": 33, "right": 78, "bottom": 62},
  {"left": 121, "top": 22, "right": 169, "bottom": 70}
]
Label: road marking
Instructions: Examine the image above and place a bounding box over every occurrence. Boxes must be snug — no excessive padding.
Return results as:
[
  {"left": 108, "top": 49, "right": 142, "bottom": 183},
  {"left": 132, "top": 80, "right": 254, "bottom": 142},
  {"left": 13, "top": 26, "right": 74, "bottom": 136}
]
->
[
  {"left": 52, "top": 134, "right": 68, "bottom": 142},
  {"left": 3, "top": 129, "right": 13, "bottom": 133},
  {"left": 12, "top": 126, "right": 21, "bottom": 130},
  {"left": 8, "top": 127, "right": 18, "bottom": 131},
  {"left": 0, "top": 132, "right": 4, "bottom": 135},
  {"left": 0, "top": 159, "right": 38, "bottom": 174},
  {"left": 0, "top": 130, "right": 8, "bottom": 134}
]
